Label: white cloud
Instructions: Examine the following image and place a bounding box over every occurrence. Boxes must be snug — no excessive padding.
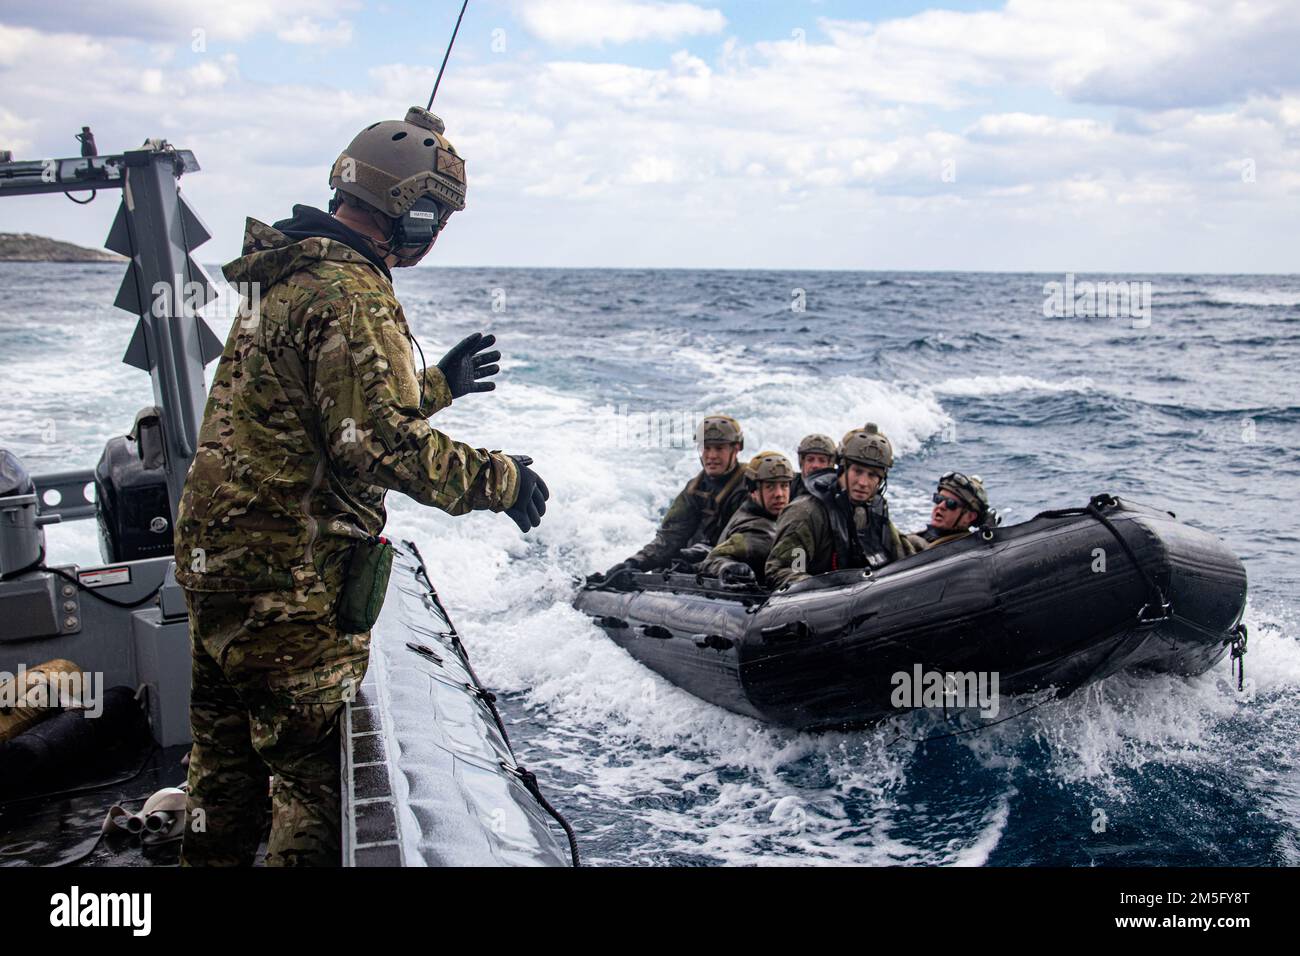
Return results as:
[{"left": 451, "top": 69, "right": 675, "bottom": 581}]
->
[
  {"left": 517, "top": 0, "right": 726, "bottom": 47},
  {"left": 2, "top": 3, "right": 1299, "bottom": 271},
  {"left": 802, "top": 0, "right": 1300, "bottom": 111},
  {"left": 0, "top": 106, "right": 36, "bottom": 155},
  {"left": 277, "top": 18, "right": 354, "bottom": 48},
  {"left": 0, "top": 0, "right": 359, "bottom": 42},
  {"left": 187, "top": 55, "right": 238, "bottom": 90}
]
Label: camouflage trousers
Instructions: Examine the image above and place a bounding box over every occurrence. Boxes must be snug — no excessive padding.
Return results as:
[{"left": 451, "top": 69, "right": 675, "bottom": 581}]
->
[{"left": 180, "top": 585, "right": 370, "bottom": 867}]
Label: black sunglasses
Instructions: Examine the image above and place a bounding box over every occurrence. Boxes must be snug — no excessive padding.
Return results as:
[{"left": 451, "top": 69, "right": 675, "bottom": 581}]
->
[{"left": 933, "top": 493, "right": 965, "bottom": 510}]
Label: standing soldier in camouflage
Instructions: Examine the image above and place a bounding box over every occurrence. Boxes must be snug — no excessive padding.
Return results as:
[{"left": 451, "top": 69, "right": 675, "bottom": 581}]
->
[
  {"left": 173, "top": 106, "right": 549, "bottom": 866},
  {"left": 789, "top": 433, "right": 836, "bottom": 499},
  {"left": 904, "top": 472, "right": 993, "bottom": 551},
  {"left": 765, "top": 423, "right": 915, "bottom": 589},
  {"left": 602, "top": 415, "right": 747, "bottom": 576},
  {"left": 701, "top": 450, "right": 794, "bottom": 585}
]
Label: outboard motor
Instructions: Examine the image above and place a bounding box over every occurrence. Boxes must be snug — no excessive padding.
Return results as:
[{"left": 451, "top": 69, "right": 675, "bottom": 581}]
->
[
  {"left": 0, "top": 449, "right": 46, "bottom": 578},
  {"left": 94, "top": 407, "right": 174, "bottom": 563}
]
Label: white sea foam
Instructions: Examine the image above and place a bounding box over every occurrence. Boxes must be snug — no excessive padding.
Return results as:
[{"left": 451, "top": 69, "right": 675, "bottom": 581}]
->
[
  {"left": 930, "top": 374, "right": 1096, "bottom": 397},
  {"left": 1207, "top": 289, "right": 1300, "bottom": 307}
]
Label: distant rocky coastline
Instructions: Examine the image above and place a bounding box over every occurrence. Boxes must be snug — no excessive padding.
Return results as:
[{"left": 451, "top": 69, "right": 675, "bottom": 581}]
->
[{"left": 0, "top": 232, "right": 123, "bottom": 262}]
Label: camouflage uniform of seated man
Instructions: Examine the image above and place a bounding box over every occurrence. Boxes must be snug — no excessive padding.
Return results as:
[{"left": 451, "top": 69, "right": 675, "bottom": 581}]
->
[
  {"left": 904, "top": 472, "right": 992, "bottom": 551},
  {"left": 173, "top": 107, "right": 550, "bottom": 867},
  {"left": 789, "top": 433, "right": 836, "bottom": 500},
  {"left": 700, "top": 451, "right": 794, "bottom": 585},
  {"left": 765, "top": 423, "right": 917, "bottom": 589},
  {"left": 604, "top": 415, "right": 748, "bottom": 576}
]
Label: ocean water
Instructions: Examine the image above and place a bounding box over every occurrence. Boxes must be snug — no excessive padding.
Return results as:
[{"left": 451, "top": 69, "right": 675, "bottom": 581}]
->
[{"left": 2, "top": 261, "right": 1298, "bottom": 866}]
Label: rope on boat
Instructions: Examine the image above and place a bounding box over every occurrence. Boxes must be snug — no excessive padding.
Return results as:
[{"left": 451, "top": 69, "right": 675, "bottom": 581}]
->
[{"left": 889, "top": 493, "right": 1247, "bottom": 746}]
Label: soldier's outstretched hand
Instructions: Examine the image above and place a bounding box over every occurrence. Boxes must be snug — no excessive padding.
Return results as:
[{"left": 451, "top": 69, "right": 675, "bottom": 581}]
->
[
  {"left": 506, "top": 455, "right": 549, "bottom": 533},
  {"left": 437, "top": 332, "right": 501, "bottom": 398}
]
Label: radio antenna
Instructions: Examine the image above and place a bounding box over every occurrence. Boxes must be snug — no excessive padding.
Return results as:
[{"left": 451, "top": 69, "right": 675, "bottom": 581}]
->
[{"left": 428, "top": 0, "right": 470, "bottom": 109}]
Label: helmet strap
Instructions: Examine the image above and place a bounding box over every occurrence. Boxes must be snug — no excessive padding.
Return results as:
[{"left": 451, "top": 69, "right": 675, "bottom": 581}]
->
[{"left": 361, "top": 206, "right": 434, "bottom": 268}]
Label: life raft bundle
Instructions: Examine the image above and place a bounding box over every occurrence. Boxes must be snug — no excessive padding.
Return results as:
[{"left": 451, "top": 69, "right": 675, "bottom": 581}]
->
[{"left": 575, "top": 495, "right": 1248, "bottom": 730}]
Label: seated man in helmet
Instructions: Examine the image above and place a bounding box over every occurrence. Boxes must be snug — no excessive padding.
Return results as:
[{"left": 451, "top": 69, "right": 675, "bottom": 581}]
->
[
  {"left": 603, "top": 415, "right": 748, "bottom": 576},
  {"left": 904, "top": 472, "right": 993, "bottom": 551},
  {"left": 700, "top": 450, "right": 794, "bottom": 585},
  {"left": 790, "top": 433, "right": 837, "bottom": 499},
  {"left": 765, "top": 423, "right": 917, "bottom": 589}
]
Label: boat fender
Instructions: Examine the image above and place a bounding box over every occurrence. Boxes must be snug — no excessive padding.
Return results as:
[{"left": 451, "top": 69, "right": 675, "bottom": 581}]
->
[{"left": 0, "top": 658, "right": 85, "bottom": 743}]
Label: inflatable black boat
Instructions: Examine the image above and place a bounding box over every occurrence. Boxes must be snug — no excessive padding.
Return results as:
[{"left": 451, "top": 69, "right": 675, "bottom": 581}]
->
[{"left": 575, "top": 495, "right": 1248, "bottom": 730}]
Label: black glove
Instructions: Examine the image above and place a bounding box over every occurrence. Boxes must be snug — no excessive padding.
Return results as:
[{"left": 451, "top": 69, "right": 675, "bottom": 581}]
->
[
  {"left": 437, "top": 332, "right": 501, "bottom": 399},
  {"left": 717, "top": 561, "right": 756, "bottom": 585},
  {"left": 603, "top": 558, "right": 642, "bottom": 578},
  {"left": 677, "top": 542, "right": 712, "bottom": 565},
  {"left": 505, "top": 455, "right": 549, "bottom": 533}
]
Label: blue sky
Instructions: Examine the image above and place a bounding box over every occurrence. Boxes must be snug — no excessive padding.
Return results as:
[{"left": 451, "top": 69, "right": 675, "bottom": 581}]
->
[{"left": 2, "top": 0, "right": 1298, "bottom": 272}]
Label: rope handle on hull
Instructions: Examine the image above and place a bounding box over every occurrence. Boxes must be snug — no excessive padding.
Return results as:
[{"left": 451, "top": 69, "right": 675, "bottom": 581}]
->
[{"left": 1229, "top": 622, "right": 1248, "bottom": 692}]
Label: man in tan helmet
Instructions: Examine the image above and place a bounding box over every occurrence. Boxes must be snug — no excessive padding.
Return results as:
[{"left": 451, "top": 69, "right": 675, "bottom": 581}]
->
[
  {"left": 700, "top": 450, "right": 794, "bottom": 585},
  {"left": 765, "top": 423, "right": 917, "bottom": 589},
  {"left": 904, "top": 472, "right": 993, "bottom": 551},
  {"left": 173, "top": 107, "right": 550, "bottom": 866},
  {"left": 790, "top": 433, "right": 836, "bottom": 500},
  {"left": 603, "top": 415, "right": 748, "bottom": 576}
]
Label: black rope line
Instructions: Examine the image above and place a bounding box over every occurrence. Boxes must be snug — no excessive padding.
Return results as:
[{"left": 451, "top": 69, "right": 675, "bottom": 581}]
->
[
  {"left": 1083, "top": 496, "right": 1170, "bottom": 622},
  {"left": 507, "top": 763, "right": 581, "bottom": 868},
  {"left": 1230, "top": 622, "right": 1248, "bottom": 691}
]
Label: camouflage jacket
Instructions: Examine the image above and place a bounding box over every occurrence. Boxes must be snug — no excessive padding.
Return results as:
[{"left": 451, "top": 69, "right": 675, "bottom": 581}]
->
[
  {"left": 630, "top": 464, "right": 748, "bottom": 569},
  {"left": 174, "top": 217, "right": 518, "bottom": 592},
  {"left": 765, "top": 472, "right": 914, "bottom": 589},
  {"left": 904, "top": 526, "right": 974, "bottom": 552},
  {"left": 701, "top": 498, "right": 778, "bottom": 579},
  {"left": 789, "top": 467, "right": 833, "bottom": 501}
]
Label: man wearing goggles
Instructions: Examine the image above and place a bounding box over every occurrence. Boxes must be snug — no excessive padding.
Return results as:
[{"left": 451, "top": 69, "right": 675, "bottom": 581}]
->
[{"left": 906, "top": 472, "right": 994, "bottom": 550}]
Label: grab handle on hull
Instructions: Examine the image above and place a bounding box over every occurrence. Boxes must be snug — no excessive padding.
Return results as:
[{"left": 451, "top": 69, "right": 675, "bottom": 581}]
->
[
  {"left": 692, "top": 633, "right": 734, "bottom": 651},
  {"left": 760, "top": 620, "right": 811, "bottom": 644},
  {"left": 635, "top": 624, "right": 674, "bottom": 640},
  {"left": 597, "top": 615, "right": 629, "bottom": 629}
]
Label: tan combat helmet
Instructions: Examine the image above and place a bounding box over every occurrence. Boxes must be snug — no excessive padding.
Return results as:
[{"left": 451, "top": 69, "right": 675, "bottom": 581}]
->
[
  {"left": 694, "top": 415, "right": 744, "bottom": 450},
  {"left": 938, "top": 471, "right": 990, "bottom": 521},
  {"left": 745, "top": 451, "right": 795, "bottom": 485},
  {"left": 838, "top": 422, "right": 894, "bottom": 471},
  {"left": 329, "top": 107, "right": 467, "bottom": 222},
  {"left": 797, "top": 433, "right": 837, "bottom": 460}
]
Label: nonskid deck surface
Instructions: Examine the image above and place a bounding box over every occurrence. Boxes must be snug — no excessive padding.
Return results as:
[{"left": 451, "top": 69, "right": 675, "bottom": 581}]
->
[{"left": 0, "top": 743, "right": 189, "bottom": 868}]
